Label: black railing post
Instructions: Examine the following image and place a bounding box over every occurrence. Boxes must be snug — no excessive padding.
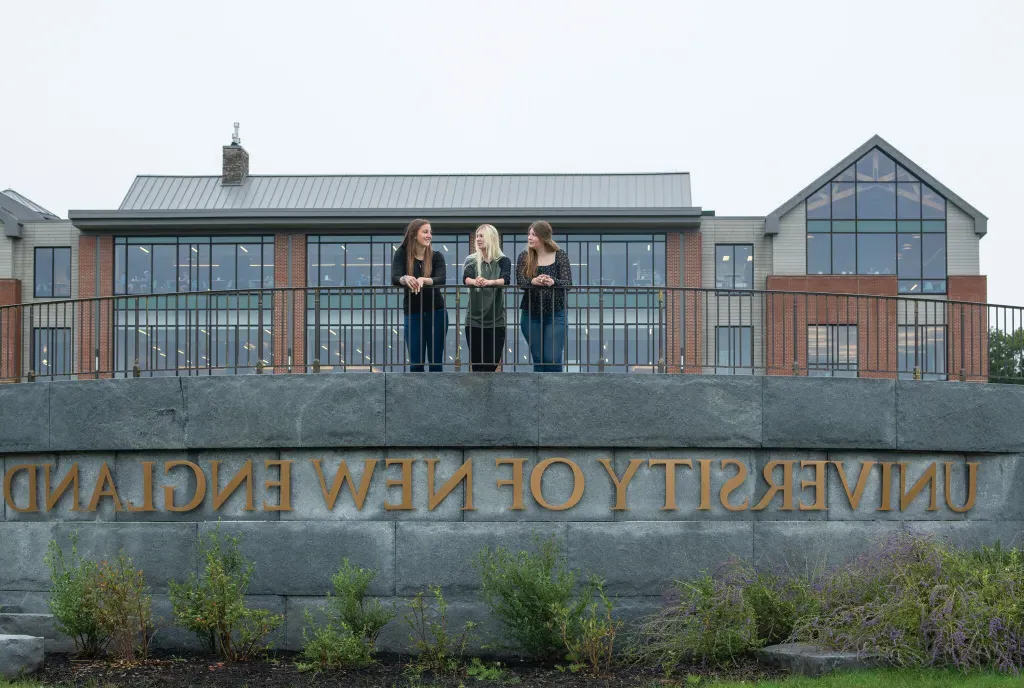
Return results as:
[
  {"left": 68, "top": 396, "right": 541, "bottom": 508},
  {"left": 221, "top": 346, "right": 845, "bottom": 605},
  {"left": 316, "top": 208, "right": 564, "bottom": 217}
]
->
[
  {"left": 913, "top": 300, "right": 921, "bottom": 380},
  {"left": 312, "top": 287, "right": 321, "bottom": 373},
  {"left": 658, "top": 289, "right": 665, "bottom": 373},
  {"left": 598, "top": 288, "right": 605, "bottom": 372},
  {"left": 454, "top": 286, "right": 462, "bottom": 372},
  {"left": 256, "top": 291, "right": 265, "bottom": 374}
]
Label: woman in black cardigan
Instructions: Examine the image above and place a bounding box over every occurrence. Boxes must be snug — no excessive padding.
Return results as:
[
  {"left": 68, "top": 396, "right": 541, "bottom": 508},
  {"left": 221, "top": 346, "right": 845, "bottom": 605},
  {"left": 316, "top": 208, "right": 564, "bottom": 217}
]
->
[{"left": 391, "top": 218, "right": 448, "bottom": 371}]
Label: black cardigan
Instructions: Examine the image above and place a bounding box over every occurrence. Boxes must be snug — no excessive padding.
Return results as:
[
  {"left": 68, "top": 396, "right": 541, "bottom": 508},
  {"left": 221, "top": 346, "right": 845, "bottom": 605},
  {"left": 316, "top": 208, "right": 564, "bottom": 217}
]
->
[{"left": 391, "top": 246, "right": 447, "bottom": 314}]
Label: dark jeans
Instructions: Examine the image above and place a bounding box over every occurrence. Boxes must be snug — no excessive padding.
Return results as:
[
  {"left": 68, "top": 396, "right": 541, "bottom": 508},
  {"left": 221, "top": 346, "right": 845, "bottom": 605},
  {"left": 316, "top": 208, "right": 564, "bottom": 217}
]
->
[
  {"left": 404, "top": 308, "right": 449, "bottom": 372},
  {"left": 466, "top": 326, "right": 506, "bottom": 372},
  {"left": 520, "top": 309, "right": 566, "bottom": 373}
]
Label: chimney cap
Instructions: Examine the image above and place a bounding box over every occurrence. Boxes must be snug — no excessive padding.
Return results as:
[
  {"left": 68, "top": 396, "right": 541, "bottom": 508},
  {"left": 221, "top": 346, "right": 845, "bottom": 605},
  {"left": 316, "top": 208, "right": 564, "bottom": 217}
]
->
[{"left": 231, "top": 122, "right": 241, "bottom": 146}]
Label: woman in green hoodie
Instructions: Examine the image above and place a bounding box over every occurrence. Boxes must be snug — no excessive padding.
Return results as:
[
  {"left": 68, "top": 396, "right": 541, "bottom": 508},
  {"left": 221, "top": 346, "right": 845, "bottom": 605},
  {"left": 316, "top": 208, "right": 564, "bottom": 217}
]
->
[{"left": 462, "top": 224, "right": 512, "bottom": 372}]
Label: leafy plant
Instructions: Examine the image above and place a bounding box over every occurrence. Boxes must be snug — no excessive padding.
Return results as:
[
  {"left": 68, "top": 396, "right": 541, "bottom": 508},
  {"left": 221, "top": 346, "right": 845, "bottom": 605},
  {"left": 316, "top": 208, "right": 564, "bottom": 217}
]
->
[
  {"left": 629, "top": 574, "right": 760, "bottom": 670},
  {"left": 405, "top": 585, "right": 476, "bottom": 675},
  {"left": 168, "top": 525, "right": 282, "bottom": 661},
  {"left": 325, "top": 559, "right": 395, "bottom": 645},
  {"left": 475, "top": 534, "right": 581, "bottom": 661},
  {"left": 45, "top": 534, "right": 107, "bottom": 658},
  {"left": 555, "top": 577, "right": 621, "bottom": 677},
  {"left": 298, "top": 609, "right": 375, "bottom": 671},
  {"left": 93, "top": 555, "right": 155, "bottom": 662},
  {"left": 465, "top": 657, "right": 506, "bottom": 681}
]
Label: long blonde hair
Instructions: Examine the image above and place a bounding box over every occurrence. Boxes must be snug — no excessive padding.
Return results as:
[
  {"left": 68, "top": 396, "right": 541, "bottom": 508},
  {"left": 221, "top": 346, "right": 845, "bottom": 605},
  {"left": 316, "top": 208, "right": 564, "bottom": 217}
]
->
[
  {"left": 524, "top": 220, "right": 559, "bottom": 279},
  {"left": 468, "top": 224, "right": 505, "bottom": 276}
]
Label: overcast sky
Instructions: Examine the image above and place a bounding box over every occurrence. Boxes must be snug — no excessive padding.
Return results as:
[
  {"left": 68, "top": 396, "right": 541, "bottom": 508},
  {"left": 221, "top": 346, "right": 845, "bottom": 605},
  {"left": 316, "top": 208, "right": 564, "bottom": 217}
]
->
[{"left": 4, "top": 0, "right": 1021, "bottom": 305}]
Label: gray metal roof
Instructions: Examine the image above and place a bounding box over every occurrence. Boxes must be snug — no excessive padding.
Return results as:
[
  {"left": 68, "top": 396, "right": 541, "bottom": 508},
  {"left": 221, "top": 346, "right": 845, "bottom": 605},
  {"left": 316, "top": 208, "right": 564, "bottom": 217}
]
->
[
  {"left": 765, "top": 135, "right": 988, "bottom": 236},
  {"left": 1, "top": 189, "right": 60, "bottom": 220},
  {"left": 119, "top": 173, "right": 693, "bottom": 212}
]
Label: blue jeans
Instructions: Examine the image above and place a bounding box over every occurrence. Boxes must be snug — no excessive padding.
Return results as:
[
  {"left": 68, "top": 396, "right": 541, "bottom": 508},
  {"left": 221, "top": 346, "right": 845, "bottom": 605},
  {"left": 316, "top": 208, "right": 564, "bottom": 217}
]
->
[
  {"left": 404, "top": 309, "right": 449, "bottom": 372},
  {"left": 520, "top": 310, "right": 566, "bottom": 372}
]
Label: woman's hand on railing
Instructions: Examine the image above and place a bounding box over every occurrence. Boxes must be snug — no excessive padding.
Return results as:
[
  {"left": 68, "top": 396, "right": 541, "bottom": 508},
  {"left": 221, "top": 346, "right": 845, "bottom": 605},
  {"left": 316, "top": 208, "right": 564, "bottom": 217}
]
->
[{"left": 531, "top": 275, "right": 554, "bottom": 287}]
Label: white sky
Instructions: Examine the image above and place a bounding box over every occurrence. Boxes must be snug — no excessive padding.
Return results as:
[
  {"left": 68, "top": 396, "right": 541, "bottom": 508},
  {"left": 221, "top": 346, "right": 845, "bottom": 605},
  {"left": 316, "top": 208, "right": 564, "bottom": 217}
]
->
[{"left": 3, "top": 0, "right": 1022, "bottom": 305}]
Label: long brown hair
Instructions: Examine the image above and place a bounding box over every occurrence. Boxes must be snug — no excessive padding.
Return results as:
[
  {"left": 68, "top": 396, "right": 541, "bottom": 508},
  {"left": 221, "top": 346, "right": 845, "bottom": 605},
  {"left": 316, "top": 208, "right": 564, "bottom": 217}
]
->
[
  {"left": 402, "top": 218, "right": 432, "bottom": 276},
  {"left": 524, "top": 220, "right": 559, "bottom": 278}
]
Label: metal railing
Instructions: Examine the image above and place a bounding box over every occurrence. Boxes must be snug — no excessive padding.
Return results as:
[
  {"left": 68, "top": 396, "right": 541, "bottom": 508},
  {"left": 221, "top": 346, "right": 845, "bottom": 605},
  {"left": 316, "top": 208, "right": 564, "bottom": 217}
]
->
[{"left": 1, "top": 286, "right": 1021, "bottom": 381}]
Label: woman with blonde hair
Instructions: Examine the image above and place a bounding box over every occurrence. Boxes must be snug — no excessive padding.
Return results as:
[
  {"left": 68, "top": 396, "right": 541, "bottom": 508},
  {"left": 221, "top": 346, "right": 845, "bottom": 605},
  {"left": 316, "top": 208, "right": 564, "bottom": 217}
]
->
[
  {"left": 463, "top": 224, "right": 511, "bottom": 372},
  {"left": 391, "top": 218, "right": 448, "bottom": 371},
  {"left": 515, "top": 220, "right": 572, "bottom": 372}
]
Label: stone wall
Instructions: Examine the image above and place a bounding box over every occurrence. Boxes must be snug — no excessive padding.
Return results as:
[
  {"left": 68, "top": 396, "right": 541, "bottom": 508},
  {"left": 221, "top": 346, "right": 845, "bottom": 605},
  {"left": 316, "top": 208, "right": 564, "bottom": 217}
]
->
[{"left": 2, "top": 374, "right": 1023, "bottom": 653}]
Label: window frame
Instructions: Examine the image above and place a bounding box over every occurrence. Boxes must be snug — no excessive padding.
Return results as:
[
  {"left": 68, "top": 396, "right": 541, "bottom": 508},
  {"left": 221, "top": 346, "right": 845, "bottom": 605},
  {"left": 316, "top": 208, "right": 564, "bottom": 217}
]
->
[
  {"left": 715, "top": 325, "right": 754, "bottom": 375},
  {"left": 804, "top": 148, "right": 947, "bottom": 293},
  {"left": 33, "top": 246, "right": 72, "bottom": 298},
  {"left": 714, "top": 244, "right": 754, "bottom": 291},
  {"left": 807, "top": 324, "right": 859, "bottom": 378},
  {"left": 32, "top": 326, "right": 73, "bottom": 380}
]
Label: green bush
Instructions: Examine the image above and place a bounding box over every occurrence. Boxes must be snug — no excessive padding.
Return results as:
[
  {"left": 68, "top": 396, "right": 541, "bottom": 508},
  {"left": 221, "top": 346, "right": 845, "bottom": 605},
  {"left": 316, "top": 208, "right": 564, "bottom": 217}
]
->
[
  {"left": 475, "top": 534, "right": 581, "bottom": 661},
  {"left": 629, "top": 574, "right": 760, "bottom": 670},
  {"left": 298, "top": 610, "right": 374, "bottom": 671},
  {"left": 93, "top": 554, "right": 155, "bottom": 662},
  {"left": 405, "top": 585, "right": 476, "bottom": 675},
  {"left": 792, "top": 533, "right": 1024, "bottom": 672},
  {"left": 555, "top": 577, "right": 621, "bottom": 677},
  {"left": 324, "top": 559, "right": 395, "bottom": 645},
  {"left": 715, "top": 559, "right": 819, "bottom": 647},
  {"left": 45, "top": 534, "right": 107, "bottom": 658},
  {"left": 168, "top": 525, "right": 283, "bottom": 661}
]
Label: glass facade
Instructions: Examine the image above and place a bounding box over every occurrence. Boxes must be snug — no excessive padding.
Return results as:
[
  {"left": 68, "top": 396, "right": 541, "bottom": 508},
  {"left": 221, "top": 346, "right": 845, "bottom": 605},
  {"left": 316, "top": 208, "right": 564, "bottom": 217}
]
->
[
  {"left": 808, "top": 325, "right": 858, "bottom": 377},
  {"left": 715, "top": 245, "right": 753, "bottom": 290},
  {"left": 715, "top": 326, "right": 753, "bottom": 375},
  {"left": 34, "top": 247, "right": 71, "bottom": 298},
  {"left": 305, "top": 233, "right": 666, "bottom": 372},
  {"left": 113, "top": 236, "right": 275, "bottom": 376},
  {"left": 33, "top": 327, "right": 72, "bottom": 380},
  {"left": 898, "top": 325, "right": 947, "bottom": 380},
  {"left": 806, "top": 148, "right": 947, "bottom": 294}
]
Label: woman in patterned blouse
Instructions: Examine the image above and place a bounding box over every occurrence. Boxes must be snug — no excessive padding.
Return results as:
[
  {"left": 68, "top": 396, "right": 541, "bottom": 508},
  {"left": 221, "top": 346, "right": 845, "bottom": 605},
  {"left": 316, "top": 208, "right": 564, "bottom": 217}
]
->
[{"left": 516, "top": 221, "right": 572, "bottom": 372}]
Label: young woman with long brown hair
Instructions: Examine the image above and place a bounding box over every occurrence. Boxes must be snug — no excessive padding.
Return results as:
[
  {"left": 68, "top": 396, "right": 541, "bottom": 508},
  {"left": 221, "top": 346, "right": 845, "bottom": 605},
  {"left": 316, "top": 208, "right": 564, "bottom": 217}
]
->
[
  {"left": 515, "top": 220, "right": 572, "bottom": 372},
  {"left": 463, "top": 224, "right": 511, "bottom": 372},
  {"left": 391, "top": 218, "right": 448, "bottom": 371}
]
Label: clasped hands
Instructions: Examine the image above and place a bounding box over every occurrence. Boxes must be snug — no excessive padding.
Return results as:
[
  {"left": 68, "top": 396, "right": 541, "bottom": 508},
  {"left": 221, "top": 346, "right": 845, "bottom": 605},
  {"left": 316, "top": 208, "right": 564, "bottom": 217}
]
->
[
  {"left": 531, "top": 275, "right": 555, "bottom": 287},
  {"left": 401, "top": 275, "right": 426, "bottom": 293}
]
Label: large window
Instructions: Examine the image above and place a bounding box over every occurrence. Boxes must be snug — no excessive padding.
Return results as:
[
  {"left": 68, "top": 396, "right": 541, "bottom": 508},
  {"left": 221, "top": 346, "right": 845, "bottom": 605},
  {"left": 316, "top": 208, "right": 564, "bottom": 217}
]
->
[
  {"left": 806, "top": 148, "right": 947, "bottom": 294},
  {"left": 33, "top": 327, "right": 72, "bottom": 380},
  {"left": 115, "top": 236, "right": 275, "bottom": 294},
  {"left": 306, "top": 233, "right": 666, "bottom": 372},
  {"left": 34, "top": 247, "right": 71, "bottom": 298},
  {"left": 715, "top": 326, "right": 753, "bottom": 375},
  {"left": 808, "top": 325, "right": 858, "bottom": 377},
  {"left": 899, "top": 325, "right": 946, "bottom": 380},
  {"left": 715, "top": 245, "right": 753, "bottom": 290}
]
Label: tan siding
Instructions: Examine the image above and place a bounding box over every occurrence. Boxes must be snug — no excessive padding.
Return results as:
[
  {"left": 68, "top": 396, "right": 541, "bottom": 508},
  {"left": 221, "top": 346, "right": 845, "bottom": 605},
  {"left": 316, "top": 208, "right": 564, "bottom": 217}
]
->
[
  {"left": 773, "top": 205, "right": 806, "bottom": 275},
  {"left": 699, "top": 217, "right": 769, "bottom": 371},
  {"left": 946, "top": 203, "right": 980, "bottom": 276}
]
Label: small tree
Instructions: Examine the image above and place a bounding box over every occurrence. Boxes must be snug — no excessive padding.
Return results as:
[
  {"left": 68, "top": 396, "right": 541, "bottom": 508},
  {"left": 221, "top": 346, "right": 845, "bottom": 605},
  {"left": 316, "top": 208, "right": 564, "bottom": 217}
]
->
[
  {"left": 45, "top": 534, "right": 108, "bottom": 658},
  {"left": 990, "top": 327, "right": 1024, "bottom": 383},
  {"left": 168, "top": 525, "right": 282, "bottom": 661},
  {"left": 93, "top": 555, "right": 155, "bottom": 662}
]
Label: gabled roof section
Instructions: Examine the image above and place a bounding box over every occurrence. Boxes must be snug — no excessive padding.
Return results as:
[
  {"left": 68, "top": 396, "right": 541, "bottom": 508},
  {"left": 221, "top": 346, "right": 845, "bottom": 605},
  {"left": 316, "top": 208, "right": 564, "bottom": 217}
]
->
[
  {"left": 765, "top": 135, "right": 988, "bottom": 236},
  {"left": 117, "top": 173, "right": 693, "bottom": 212},
  {"left": 1, "top": 189, "right": 60, "bottom": 221}
]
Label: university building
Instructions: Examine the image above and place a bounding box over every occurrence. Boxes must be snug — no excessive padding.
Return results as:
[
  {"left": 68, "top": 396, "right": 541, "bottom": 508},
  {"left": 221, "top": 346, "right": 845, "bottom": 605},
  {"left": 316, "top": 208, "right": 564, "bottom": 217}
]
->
[{"left": 0, "top": 134, "right": 993, "bottom": 380}]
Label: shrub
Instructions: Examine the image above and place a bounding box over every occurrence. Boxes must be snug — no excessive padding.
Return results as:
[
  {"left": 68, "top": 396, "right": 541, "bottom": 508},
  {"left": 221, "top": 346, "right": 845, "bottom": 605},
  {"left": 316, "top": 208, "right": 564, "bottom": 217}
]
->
[
  {"left": 792, "top": 533, "right": 1024, "bottom": 672},
  {"left": 405, "top": 585, "right": 476, "bottom": 675},
  {"left": 93, "top": 555, "right": 155, "bottom": 662},
  {"left": 555, "top": 577, "right": 621, "bottom": 677},
  {"left": 717, "top": 559, "right": 819, "bottom": 646},
  {"left": 168, "top": 525, "right": 283, "bottom": 661},
  {"left": 45, "top": 534, "right": 107, "bottom": 658},
  {"left": 298, "top": 610, "right": 374, "bottom": 671},
  {"left": 629, "top": 574, "right": 760, "bottom": 670},
  {"left": 475, "top": 534, "right": 579, "bottom": 661},
  {"left": 325, "top": 559, "right": 395, "bottom": 645}
]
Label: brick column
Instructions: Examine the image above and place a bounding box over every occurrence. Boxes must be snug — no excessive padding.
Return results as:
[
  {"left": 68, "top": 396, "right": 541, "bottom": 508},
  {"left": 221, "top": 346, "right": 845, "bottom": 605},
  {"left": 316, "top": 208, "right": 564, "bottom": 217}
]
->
[
  {"left": 948, "top": 276, "right": 988, "bottom": 382},
  {"left": 76, "top": 236, "right": 97, "bottom": 379},
  {"left": 272, "top": 233, "right": 291, "bottom": 373},
  {"left": 665, "top": 232, "right": 681, "bottom": 373},
  {"left": 0, "top": 279, "right": 22, "bottom": 381},
  {"left": 681, "top": 230, "right": 703, "bottom": 373},
  {"left": 97, "top": 236, "right": 114, "bottom": 378},
  {"left": 291, "top": 235, "right": 308, "bottom": 373}
]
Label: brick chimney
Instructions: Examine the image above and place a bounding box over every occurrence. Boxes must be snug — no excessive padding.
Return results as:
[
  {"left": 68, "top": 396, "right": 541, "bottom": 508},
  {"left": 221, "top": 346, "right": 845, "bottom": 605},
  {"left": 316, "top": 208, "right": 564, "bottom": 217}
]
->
[{"left": 221, "top": 122, "right": 249, "bottom": 185}]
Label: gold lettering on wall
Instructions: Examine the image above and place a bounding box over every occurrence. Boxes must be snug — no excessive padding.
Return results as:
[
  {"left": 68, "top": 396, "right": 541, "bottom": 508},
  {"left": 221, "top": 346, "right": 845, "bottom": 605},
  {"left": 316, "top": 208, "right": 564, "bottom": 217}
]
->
[
  {"left": 125, "top": 462, "right": 157, "bottom": 512},
  {"left": 698, "top": 459, "right": 714, "bottom": 510},
  {"left": 427, "top": 459, "right": 475, "bottom": 511},
  {"left": 385, "top": 459, "right": 415, "bottom": 511},
  {"left": 3, "top": 464, "right": 39, "bottom": 513},
  {"left": 832, "top": 460, "right": 875, "bottom": 510},
  {"left": 719, "top": 459, "right": 749, "bottom": 512},
  {"left": 945, "top": 461, "right": 979, "bottom": 513},
  {"left": 599, "top": 459, "right": 643, "bottom": 511},
  {"left": 163, "top": 460, "right": 206, "bottom": 512},
  {"left": 900, "top": 462, "right": 939, "bottom": 512},
  {"left": 648, "top": 459, "right": 693, "bottom": 511},
  {"left": 211, "top": 460, "right": 255, "bottom": 511},
  {"left": 44, "top": 464, "right": 80, "bottom": 512},
  {"left": 87, "top": 462, "right": 123, "bottom": 512},
  {"left": 496, "top": 458, "right": 528, "bottom": 511},
  {"left": 263, "top": 460, "right": 293, "bottom": 512},
  {"left": 878, "top": 462, "right": 895, "bottom": 511},
  {"left": 313, "top": 459, "right": 377, "bottom": 511},
  {"left": 799, "top": 461, "right": 828, "bottom": 511},
  {"left": 753, "top": 460, "right": 795, "bottom": 511},
  {"left": 531, "top": 458, "right": 584, "bottom": 511}
]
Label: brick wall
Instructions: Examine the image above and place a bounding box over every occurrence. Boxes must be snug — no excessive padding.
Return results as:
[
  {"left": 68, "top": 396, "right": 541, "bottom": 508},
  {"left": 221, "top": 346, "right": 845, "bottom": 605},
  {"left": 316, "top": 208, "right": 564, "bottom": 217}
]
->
[
  {"left": 273, "top": 234, "right": 291, "bottom": 373},
  {"left": 0, "top": 279, "right": 22, "bottom": 380},
  {"left": 76, "top": 236, "right": 97, "bottom": 379},
  {"left": 681, "top": 230, "right": 702, "bottom": 373},
  {"left": 765, "top": 275, "right": 898, "bottom": 378},
  {"left": 291, "top": 235, "right": 307, "bottom": 372},
  {"left": 665, "top": 232, "right": 681, "bottom": 372},
  {"left": 948, "top": 275, "right": 988, "bottom": 381}
]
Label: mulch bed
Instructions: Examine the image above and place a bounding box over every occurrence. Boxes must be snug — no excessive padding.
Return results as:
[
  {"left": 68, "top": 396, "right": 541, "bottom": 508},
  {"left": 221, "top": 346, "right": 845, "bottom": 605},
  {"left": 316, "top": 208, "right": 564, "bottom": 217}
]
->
[{"left": 35, "top": 651, "right": 783, "bottom": 687}]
